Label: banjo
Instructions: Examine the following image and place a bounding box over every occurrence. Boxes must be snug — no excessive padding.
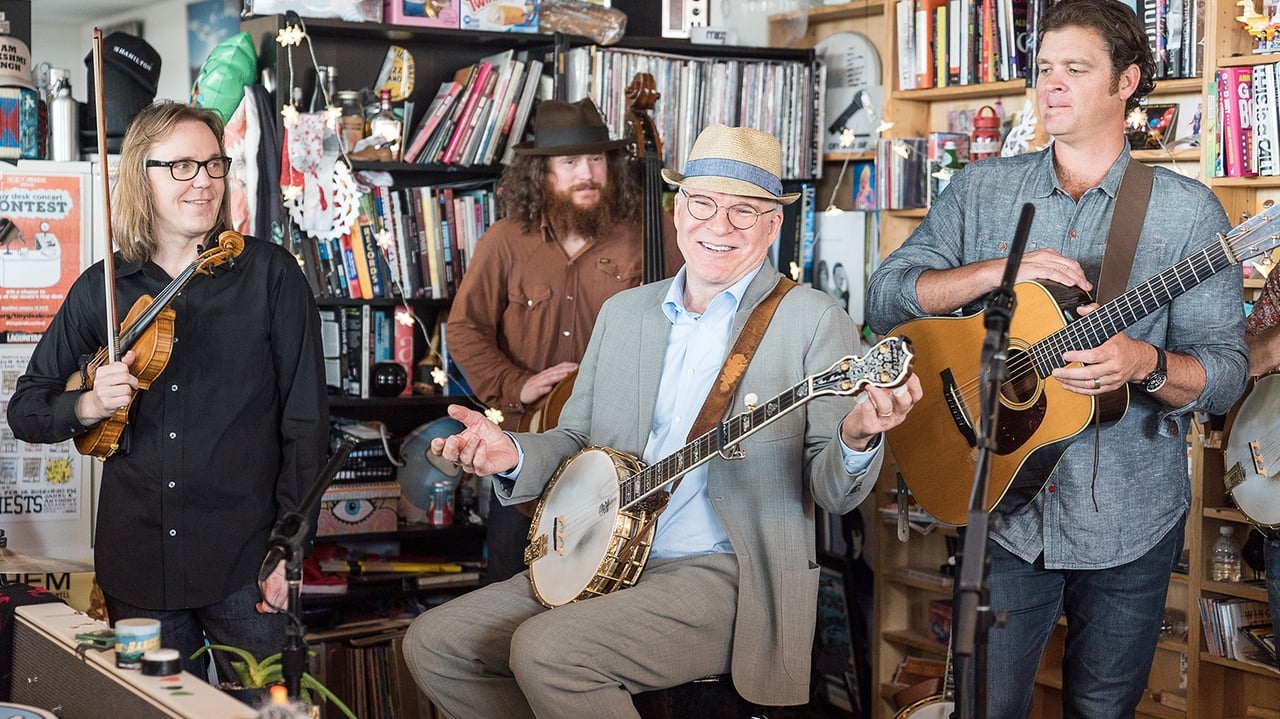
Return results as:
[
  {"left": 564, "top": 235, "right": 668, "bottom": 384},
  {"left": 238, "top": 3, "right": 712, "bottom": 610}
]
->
[
  {"left": 523, "top": 335, "right": 914, "bottom": 608},
  {"left": 1223, "top": 374, "right": 1280, "bottom": 530}
]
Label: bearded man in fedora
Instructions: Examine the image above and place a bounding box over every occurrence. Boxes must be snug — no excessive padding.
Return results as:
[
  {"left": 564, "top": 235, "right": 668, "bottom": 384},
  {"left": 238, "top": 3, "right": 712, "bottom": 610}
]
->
[
  {"left": 447, "top": 98, "right": 676, "bottom": 582},
  {"left": 403, "top": 124, "right": 922, "bottom": 718}
]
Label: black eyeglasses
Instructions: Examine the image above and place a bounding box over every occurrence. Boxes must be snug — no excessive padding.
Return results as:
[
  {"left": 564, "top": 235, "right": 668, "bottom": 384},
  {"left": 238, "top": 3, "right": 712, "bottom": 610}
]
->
[
  {"left": 680, "top": 189, "right": 778, "bottom": 231},
  {"left": 145, "top": 156, "right": 233, "bottom": 181}
]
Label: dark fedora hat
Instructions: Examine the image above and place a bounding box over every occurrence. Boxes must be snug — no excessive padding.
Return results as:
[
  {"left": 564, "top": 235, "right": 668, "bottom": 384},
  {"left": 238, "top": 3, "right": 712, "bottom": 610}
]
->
[{"left": 512, "top": 98, "right": 629, "bottom": 156}]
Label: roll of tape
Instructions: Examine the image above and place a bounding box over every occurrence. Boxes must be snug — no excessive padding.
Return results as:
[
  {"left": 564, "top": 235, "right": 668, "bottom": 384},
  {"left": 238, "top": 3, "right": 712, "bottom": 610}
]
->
[{"left": 140, "top": 648, "right": 182, "bottom": 676}]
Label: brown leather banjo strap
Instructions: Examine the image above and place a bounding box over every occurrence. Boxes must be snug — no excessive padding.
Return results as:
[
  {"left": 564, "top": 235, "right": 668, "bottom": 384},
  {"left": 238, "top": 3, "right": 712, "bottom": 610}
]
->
[{"left": 686, "top": 276, "right": 798, "bottom": 443}]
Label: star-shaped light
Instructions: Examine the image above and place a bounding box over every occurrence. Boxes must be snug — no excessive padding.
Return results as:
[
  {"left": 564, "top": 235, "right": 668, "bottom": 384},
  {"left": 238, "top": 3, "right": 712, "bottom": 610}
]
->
[
  {"left": 325, "top": 105, "right": 343, "bottom": 126},
  {"left": 276, "top": 25, "right": 304, "bottom": 47},
  {"left": 395, "top": 309, "right": 414, "bottom": 326},
  {"left": 789, "top": 261, "right": 802, "bottom": 282},
  {"left": 876, "top": 120, "right": 894, "bottom": 134},
  {"left": 839, "top": 128, "right": 856, "bottom": 149},
  {"left": 281, "top": 185, "right": 302, "bottom": 203},
  {"left": 484, "top": 408, "right": 505, "bottom": 425},
  {"left": 281, "top": 103, "right": 300, "bottom": 126},
  {"left": 431, "top": 366, "right": 448, "bottom": 386},
  {"left": 376, "top": 229, "right": 395, "bottom": 252}
]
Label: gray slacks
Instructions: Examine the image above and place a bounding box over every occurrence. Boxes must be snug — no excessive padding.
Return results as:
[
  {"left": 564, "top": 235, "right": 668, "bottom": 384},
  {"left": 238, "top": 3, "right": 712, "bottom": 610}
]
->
[{"left": 403, "top": 552, "right": 739, "bottom": 719}]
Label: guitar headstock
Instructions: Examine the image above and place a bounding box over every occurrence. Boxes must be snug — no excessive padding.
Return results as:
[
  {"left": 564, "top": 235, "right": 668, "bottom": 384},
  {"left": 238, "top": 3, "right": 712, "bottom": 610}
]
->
[
  {"left": 812, "top": 336, "right": 914, "bottom": 397},
  {"left": 1227, "top": 206, "right": 1280, "bottom": 263}
]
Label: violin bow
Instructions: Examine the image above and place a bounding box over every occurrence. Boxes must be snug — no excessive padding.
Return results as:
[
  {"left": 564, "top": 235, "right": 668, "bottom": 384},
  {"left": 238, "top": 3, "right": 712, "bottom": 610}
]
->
[{"left": 91, "top": 28, "right": 120, "bottom": 362}]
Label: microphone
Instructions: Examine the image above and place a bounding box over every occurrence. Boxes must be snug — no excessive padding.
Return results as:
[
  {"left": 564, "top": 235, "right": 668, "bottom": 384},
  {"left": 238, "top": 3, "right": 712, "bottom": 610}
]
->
[
  {"left": 982, "top": 203, "right": 1035, "bottom": 355},
  {"left": 257, "top": 440, "right": 355, "bottom": 584}
]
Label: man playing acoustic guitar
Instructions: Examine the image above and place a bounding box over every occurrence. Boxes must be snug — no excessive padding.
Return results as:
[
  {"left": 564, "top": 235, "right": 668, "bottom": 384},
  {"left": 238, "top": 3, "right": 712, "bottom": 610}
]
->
[
  {"left": 403, "top": 124, "right": 921, "bottom": 717},
  {"left": 867, "top": 0, "right": 1247, "bottom": 715}
]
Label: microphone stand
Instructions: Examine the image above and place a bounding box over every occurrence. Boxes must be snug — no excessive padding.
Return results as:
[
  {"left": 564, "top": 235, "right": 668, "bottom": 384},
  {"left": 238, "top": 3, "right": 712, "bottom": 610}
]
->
[
  {"left": 260, "top": 439, "right": 354, "bottom": 701},
  {"left": 954, "top": 203, "right": 1034, "bottom": 719}
]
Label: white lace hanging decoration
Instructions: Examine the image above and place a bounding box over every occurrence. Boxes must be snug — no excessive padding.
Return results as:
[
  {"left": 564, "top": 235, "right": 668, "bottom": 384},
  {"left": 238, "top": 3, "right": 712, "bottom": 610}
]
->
[{"left": 276, "top": 15, "right": 360, "bottom": 241}]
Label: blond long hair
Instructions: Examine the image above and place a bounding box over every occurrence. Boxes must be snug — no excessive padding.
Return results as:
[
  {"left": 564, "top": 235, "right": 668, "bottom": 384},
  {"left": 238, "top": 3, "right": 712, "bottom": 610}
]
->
[{"left": 112, "top": 102, "right": 232, "bottom": 262}]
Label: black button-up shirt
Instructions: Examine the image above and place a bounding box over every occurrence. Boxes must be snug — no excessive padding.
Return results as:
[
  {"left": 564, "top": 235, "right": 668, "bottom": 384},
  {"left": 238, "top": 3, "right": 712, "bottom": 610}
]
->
[{"left": 8, "top": 236, "right": 329, "bottom": 609}]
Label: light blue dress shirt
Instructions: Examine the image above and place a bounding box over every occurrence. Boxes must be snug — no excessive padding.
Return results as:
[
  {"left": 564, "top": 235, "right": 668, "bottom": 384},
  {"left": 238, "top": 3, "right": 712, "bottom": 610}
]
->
[{"left": 648, "top": 264, "right": 878, "bottom": 558}]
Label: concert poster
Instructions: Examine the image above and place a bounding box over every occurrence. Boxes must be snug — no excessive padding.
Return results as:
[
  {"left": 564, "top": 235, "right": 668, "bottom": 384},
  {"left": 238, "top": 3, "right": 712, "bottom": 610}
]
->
[{"left": 0, "top": 161, "right": 93, "bottom": 343}]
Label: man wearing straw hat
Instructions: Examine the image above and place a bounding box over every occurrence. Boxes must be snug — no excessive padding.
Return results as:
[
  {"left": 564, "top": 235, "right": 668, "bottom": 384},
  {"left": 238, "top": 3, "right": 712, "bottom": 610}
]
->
[
  {"left": 446, "top": 98, "right": 676, "bottom": 584},
  {"left": 403, "top": 123, "right": 922, "bottom": 717}
]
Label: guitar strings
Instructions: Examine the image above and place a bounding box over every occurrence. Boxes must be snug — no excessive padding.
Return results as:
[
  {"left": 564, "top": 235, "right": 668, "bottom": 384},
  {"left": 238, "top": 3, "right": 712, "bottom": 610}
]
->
[{"left": 947, "top": 241, "right": 1234, "bottom": 419}]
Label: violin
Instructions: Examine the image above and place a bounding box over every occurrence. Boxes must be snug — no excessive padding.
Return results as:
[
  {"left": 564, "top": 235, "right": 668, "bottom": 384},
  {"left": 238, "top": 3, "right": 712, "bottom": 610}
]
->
[{"left": 69, "top": 231, "right": 245, "bottom": 459}]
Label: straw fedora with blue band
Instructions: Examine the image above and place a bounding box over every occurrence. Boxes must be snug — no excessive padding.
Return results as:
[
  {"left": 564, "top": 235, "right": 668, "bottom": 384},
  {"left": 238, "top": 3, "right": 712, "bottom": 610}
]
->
[
  {"left": 661, "top": 124, "right": 801, "bottom": 205},
  {"left": 512, "top": 98, "right": 629, "bottom": 156}
]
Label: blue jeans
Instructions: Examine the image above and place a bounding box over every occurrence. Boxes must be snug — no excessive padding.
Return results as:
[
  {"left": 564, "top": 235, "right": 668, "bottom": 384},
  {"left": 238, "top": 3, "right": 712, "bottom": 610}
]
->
[
  {"left": 104, "top": 582, "right": 286, "bottom": 684},
  {"left": 974, "top": 518, "right": 1184, "bottom": 719},
  {"left": 1267, "top": 536, "right": 1280, "bottom": 669}
]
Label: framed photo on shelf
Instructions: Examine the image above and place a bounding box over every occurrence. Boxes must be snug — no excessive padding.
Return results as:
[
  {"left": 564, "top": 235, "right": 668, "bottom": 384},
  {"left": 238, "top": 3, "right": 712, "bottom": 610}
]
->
[{"left": 1125, "top": 103, "right": 1178, "bottom": 151}]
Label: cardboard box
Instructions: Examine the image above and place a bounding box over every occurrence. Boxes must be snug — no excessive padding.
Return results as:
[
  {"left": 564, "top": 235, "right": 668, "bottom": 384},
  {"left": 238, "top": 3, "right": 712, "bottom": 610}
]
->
[
  {"left": 459, "top": 0, "right": 539, "bottom": 33},
  {"left": 385, "top": 0, "right": 460, "bottom": 27},
  {"left": 318, "top": 481, "right": 401, "bottom": 536}
]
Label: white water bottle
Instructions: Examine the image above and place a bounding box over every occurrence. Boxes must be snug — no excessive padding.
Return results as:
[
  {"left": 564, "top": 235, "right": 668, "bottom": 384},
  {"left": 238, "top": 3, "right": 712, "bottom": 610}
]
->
[
  {"left": 47, "top": 68, "right": 78, "bottom": 162},
  {"left": 1210, "top": 525, "right": 1242, "bottom": 582}
]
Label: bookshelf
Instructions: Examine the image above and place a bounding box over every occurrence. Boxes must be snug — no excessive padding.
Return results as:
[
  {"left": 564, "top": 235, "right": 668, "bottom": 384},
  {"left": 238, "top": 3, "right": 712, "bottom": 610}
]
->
[{"left": 802, "top": 0, "right": 1277, "bottom": 717}]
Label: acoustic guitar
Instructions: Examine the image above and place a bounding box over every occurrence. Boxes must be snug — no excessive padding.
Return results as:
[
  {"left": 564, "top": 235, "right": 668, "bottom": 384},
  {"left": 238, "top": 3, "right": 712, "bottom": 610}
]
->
[
  {"left": 1223, "top": 374, "right": 1280, "bottom": 530},
  {"left": 886, "top": 206, "right": 1280, "bottom": 526},
  {"left": 524, "top": 336, "right": 914, "bottom": 607}
]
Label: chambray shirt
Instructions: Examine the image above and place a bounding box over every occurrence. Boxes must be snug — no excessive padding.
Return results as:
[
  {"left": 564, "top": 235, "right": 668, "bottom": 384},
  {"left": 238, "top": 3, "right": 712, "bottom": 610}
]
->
[{"left": 866, "top": 148, "right": 1248, "bottom": 569}]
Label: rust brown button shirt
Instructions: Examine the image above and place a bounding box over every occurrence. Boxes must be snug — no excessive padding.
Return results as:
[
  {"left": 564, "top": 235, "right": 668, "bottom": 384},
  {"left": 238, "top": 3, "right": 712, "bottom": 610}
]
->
[{"left": 446, "top": 216, "right": 646, "bottom": 428}]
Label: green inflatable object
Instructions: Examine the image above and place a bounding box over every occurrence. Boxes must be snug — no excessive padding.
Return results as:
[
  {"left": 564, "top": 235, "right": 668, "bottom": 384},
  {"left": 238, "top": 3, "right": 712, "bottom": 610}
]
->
[{"left": 190, "top": 31, "right": 257, "bottom": 123}]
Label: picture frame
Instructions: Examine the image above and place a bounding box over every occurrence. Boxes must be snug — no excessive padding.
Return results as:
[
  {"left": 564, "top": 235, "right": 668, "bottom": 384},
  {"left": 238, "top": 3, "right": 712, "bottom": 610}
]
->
[{"left": 1125, "top": 103, "right": 1179, "bottom": 151}]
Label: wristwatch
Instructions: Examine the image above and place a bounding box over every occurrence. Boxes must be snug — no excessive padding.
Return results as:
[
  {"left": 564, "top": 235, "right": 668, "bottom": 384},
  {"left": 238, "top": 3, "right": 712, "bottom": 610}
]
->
[{"left": 1139, "top": 346, "right": 1168, "bottom": 393}]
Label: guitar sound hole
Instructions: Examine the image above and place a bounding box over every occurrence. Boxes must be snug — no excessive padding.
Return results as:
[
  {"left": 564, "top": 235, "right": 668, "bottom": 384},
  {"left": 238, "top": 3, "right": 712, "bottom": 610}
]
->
[{"left": 999, "top": 347, "right": 1040, "bottom": 406}]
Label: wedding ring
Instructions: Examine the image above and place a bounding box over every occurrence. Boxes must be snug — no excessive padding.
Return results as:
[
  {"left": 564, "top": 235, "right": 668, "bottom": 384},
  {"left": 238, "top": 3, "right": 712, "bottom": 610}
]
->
[
  {"left": 878, "top": 410, "right": 893, "bottom": 417},
  {"left": 1093, "top": 378, "right": 1101, "bottom": 389}
]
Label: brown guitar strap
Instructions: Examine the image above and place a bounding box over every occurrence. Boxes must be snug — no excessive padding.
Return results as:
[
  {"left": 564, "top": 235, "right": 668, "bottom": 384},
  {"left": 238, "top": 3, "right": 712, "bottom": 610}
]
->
[
  {"left": 1095, "top": 158, "right": 1154, "bottom": 303},
  {"left": 1088, "top": 156, "right": 1154, "bottom": 510}
]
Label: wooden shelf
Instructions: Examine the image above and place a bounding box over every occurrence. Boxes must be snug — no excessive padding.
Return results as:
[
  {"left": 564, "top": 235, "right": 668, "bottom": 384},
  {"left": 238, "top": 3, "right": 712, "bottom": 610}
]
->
[
  {"left": 1200, "top": 652, "right": 1280, "bottom": 679},
  {"left": 891, "top": 79, "right": 1027, "bottom": 102},
  {"left": 881, "top": 628, "right": 948, "bottom": 655},
  {"left": 808, "top": 0, "right": 887, "bottom": 22},
  {"left": 1201, "top": 580, "right": 1271, "bottom": 603}
]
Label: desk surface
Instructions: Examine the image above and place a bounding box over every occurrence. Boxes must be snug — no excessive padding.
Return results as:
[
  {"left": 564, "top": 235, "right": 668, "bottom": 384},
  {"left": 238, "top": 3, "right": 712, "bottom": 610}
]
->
[{"left": 15, "top": 604, "right": 257, "bottom": 719}]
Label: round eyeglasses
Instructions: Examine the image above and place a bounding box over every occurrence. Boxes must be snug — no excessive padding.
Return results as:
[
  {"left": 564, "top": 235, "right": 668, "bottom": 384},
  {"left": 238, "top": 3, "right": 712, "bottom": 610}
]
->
[
  {"left": 145, "top": 156, "right": 233, "bottom": 181},
  {"left": 680, "top": 190, "right": 778, "bottom": 231}
]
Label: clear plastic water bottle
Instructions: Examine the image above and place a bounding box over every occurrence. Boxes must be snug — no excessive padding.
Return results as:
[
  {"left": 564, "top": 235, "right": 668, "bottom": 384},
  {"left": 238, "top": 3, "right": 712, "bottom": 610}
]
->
[{"left": 1210, "top": 525, "right": 1242, "bottom": 582}]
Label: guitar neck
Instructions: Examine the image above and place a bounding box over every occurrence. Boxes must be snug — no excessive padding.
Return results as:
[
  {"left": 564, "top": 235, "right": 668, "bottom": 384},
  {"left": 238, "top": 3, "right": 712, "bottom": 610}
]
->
[{"left": 1031, "top": 236, "right": 1235, "bottom": 375}]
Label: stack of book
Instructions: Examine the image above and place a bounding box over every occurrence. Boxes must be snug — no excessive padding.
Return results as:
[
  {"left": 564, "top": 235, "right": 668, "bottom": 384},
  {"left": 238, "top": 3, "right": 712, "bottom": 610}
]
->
[
  {"left": 1197, "top": 594, "right": 1275, "bottom": 667},
  {"left": 402, "top": 49, "right": 548, "bottom": 167},
  {"left": 299, "top": 181, "right": 498, "bottom": 303}
]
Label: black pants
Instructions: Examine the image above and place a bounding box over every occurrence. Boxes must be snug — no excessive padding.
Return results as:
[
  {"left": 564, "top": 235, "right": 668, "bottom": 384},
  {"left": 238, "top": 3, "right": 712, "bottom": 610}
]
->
[{"left": 485, "top": 485, "right": 533, "bottom": 583}]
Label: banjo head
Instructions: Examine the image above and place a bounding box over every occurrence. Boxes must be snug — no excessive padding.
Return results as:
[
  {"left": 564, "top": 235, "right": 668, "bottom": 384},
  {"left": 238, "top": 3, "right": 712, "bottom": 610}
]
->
[{"left": 527, "top": 447, "right": 631, "bottom": 607}]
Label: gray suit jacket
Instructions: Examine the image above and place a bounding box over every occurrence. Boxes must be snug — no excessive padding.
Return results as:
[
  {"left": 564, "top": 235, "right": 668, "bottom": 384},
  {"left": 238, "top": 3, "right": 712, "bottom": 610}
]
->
[{"left": 501, "top": 267, "right": 883, "bottom": 706}]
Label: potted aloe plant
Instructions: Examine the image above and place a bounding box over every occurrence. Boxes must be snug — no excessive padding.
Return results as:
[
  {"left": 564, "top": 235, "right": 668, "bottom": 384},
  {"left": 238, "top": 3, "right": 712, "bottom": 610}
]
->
[{"left": 191, "top": 644, "right": 357, "bottom": 719}]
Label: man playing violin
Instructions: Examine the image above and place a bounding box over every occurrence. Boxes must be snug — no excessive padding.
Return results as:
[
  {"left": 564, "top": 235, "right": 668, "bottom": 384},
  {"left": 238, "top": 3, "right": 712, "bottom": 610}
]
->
[
  {"left": 7, "top": 101, "right": 329, "bottom": 682},
  {"left": 403, "top": 124, "right": 921, "bottom": 718},
  {"left": 445, "top": 98, "right": 675, "bottom": 583}
]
